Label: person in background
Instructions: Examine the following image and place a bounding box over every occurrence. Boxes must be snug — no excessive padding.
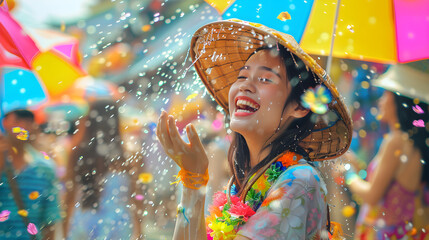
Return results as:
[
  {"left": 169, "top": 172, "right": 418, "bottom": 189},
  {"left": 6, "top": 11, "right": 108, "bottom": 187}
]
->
[
  {"left": 0, "top": 109, "right": 61, "bottom": 240},
  {"left": 344, "top": 64, "right": 429, "bottom": 239},
  {"left": 63, "top": 99, "right": 145, "bottom": 239}
]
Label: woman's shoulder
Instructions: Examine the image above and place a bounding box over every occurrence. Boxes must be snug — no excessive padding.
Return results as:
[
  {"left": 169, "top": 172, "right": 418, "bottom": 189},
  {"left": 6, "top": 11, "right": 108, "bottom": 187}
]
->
[
  {"left": 383, "top": 131, "right": 409, "bottom": 149},
  {"left": 269, "top": 161, "right": 328, "bottom": 197},
  {"left": 278, "top": 161, "right": 323, "bottom": 184}
]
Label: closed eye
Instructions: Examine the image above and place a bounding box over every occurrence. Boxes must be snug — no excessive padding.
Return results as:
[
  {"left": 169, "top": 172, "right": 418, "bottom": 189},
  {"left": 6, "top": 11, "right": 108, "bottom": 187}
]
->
[
  {"left": 237, "top": 76, "right": 247, "bottom": 80},
  {"left": 258, "top": 77, "right": 273, "bottom": 83}
]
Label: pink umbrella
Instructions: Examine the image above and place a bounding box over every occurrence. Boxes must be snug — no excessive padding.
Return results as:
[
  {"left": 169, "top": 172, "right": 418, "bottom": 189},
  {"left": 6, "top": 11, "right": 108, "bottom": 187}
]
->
[
  {"left": 0, "top": 1, "right": 38, "bottom": 67},
  {"left": 26, "top": 28, "right": 82, "bottom": 67}
]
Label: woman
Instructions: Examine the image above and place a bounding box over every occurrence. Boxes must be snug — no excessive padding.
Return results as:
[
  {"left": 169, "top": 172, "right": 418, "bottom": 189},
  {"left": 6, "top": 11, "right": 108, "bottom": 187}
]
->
[
  {"left": 63, "top": 99, "right": 144, "bottom": 239},
  {"left": 157, "top": 20, "right": 352, "bottom": 239},
  {"left": 344, "top": 64, "right": 429, "bottom": 239}
]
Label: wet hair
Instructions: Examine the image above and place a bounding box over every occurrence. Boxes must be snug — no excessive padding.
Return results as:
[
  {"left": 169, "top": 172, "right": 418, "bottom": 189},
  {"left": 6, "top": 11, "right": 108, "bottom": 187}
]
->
[
  {"left": 71, "top": 99, "right": 125, "bottom": 209},
  {"left": 227, "top": 44, "right": 320, "bottom": 196},
  {"left": 393, "top": 94, "right": 429, "bottom": 184},
  {"left": 5, "top": 110, "right": 35, "bottom": 122}
]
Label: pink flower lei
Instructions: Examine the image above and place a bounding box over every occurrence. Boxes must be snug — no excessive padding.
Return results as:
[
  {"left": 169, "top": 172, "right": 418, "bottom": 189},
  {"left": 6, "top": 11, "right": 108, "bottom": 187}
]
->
[{"left": 206, "top": 151, "right": 301, "bottom": 240}]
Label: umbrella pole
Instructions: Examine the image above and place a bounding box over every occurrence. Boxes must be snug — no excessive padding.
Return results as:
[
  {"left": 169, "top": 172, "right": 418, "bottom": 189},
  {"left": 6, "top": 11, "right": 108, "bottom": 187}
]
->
[{"left": 326, "top": 0, "right": 341, "bottom": 75}]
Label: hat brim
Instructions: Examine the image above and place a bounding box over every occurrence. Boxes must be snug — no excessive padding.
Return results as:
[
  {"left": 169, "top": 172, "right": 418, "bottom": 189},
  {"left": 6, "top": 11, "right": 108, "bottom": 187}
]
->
[
  {"left": 372, "top": 65, "right": 429, "bottom": 104},
  {"left": 190, "top": 20, "right": 352, "bottom": 161}
]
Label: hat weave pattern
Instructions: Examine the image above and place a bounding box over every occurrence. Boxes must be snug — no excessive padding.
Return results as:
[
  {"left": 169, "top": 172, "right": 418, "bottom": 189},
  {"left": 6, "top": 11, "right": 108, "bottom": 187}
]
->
[{"left": 190, "top": 20, "right": 352, "bottom": 161}]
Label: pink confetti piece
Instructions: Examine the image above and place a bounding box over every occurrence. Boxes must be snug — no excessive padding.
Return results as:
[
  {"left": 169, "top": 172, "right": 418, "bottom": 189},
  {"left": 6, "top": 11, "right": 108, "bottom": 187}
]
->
[
  {"left": 135, "top": 194, "right": 144, "bottom": 201},
  {"left": 27, "top": 223, "right": 38, "bottom": 235},
  {"left": 413, "top": 119, "right": 425, "bottom": 128},
  {"left": 0, "top": 210, "right": 11, "bottom": 222},
  {"left": 40, "top": 151, "right": 50, "bottom": 160},
  {"left": 412, "top": 105, "right": 424, "bottom": 114},
  {"left": 211, "top": 119, "right": 223, "bottom": 131}
]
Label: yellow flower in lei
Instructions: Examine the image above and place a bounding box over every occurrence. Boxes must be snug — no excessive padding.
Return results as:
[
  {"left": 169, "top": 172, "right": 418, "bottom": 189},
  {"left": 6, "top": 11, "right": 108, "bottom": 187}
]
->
[
  {"left": 209, "top": 221, "right": 236, "bottom": 240},
  {"left": 206, "top": 152, "right": 302, "bottom": 240}
]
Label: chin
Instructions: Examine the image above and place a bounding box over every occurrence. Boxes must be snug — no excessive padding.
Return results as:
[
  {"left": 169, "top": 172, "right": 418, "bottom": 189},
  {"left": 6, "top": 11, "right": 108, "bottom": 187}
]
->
[{"left": 229, "top": 121, "right": 258, "bottom": 135}]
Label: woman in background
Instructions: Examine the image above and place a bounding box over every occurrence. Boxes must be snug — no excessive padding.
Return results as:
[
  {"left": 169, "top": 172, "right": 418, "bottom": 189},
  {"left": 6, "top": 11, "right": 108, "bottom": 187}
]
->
[
  {"left": 344, "top": 64, "right": 429, "bottom": 239},
  {"left": 63, "top": 99, "right": 144, "bottom": 239}
]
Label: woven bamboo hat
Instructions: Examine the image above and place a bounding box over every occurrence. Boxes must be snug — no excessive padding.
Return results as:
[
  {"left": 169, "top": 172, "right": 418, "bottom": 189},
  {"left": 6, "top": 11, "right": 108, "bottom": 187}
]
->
[
  {"left": 190, "top": 19, "right": 352, "bottom": 161},
  {"left": 372, "top": 64, "right": 429, "bottom": 104}
]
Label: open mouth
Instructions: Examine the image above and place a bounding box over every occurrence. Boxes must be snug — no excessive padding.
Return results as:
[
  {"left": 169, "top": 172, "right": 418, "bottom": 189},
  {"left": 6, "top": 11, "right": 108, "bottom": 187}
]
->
[{"left": 235, "top": 96, "right": 260, "bottom": 113}]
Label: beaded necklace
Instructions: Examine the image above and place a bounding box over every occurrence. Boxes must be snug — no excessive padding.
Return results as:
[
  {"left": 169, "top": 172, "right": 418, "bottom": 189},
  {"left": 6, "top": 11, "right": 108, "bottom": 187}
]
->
[{"left": 206, "top": 151, "right": 302, "bottom": 240}]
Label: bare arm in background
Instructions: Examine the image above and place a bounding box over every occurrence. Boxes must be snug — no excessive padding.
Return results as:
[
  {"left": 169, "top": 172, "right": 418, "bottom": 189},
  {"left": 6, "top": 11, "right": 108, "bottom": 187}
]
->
[{"left": 346, "top": 133, "right": 403, "bottom": 205}]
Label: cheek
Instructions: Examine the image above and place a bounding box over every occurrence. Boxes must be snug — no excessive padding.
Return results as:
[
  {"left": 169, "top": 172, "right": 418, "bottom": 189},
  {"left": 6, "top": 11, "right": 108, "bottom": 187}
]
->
[
  {"left": 262, "top": 89, "right": 287, "bottom": 112},
  {"left": 228, "top": 84, "right": 239, "bottom": 108}
]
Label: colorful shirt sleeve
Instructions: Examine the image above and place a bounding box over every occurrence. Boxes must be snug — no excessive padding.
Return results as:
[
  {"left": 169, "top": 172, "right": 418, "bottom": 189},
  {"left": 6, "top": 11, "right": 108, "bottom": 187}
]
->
[{"left": 237, "top": 165, "right": 328, "bottom": 240}]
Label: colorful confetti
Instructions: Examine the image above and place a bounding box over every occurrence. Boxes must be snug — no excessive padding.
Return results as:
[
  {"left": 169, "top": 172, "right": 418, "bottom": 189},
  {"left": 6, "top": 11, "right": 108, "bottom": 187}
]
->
[
  {"left": 141, "top": 24, "right": 151, "bottom": 32},
  {"left": 412, "top": 105, "right": 424, "bottom": 114},
  {"left": 41, "top": 151, "right": 50, "bottom": 160},
  {"left": 27, "top": 223, "right": 38, "bottom": 235},
  {"left": 135, "top": 194, "right": 144, "bottom": 201},
  {"left": 185, "top": 93, "right": 198, "bottom": 101},
  {"left": 212, "top": 119, "right": 223, "bottom": 131},
  {"left": 18, "top": 209, "right": 28, "bottom": 217},
  {"left": 277, "top": 11, "right": 291, "bottom": 21},
  {"left": 0, "top": 210, "right": 11, "bottom": 222},
  {"left": 342, "top": 205, "right": 356, "bottom": 218},
  {"left": 301, "top": 85, "right": 332, "bottom": 114},
  {"left": 61, "top": 21, "right": 66, "bottom": 32},
  {"left": 334, "top": 176, "right": 345, "bottom": 185},
  {"left": 138, "top": 173, "right": 154, "bottom": 184},
  {"left": 413, "top": 119, "right": 425, "bottom": 128},
  {"left": 12, "top": 127, "right": 29, "bottom": 141},
  {"left": 29, "top": 191, "right": 40, "bottom": 200}
]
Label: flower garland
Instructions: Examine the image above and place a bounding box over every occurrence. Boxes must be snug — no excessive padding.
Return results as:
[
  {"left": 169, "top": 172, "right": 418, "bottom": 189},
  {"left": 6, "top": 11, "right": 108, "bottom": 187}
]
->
[{"left": 206, "top": 151, "right": 301, "bottom": 240}]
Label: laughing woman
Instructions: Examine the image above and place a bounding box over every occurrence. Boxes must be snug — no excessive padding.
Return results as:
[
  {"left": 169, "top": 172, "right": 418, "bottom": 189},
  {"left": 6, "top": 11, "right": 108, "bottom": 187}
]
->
[{"left": 156, "top": 20, "right": 352, "bottom": 240}]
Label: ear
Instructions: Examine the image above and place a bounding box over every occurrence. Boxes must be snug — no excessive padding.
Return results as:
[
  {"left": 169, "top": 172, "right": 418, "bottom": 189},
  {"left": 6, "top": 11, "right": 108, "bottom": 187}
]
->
[{"left": 286, "top": 102, "right": 310, "bottom": 119}]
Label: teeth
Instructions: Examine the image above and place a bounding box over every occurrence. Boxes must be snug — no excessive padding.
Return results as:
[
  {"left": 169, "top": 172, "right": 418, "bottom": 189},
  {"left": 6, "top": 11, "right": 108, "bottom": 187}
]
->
[
  {"left": 236, "top": 109, "right": 253, "bottom": 113},
  {"left": 236, "top": 99, "right": 259, "bottom": 110}
]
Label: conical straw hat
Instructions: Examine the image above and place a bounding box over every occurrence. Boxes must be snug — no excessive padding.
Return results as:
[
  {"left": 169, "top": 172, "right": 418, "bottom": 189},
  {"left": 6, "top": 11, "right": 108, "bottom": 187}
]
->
[
  {"left": 190, "top": 19, "right": 352, "bottom": 161},
  {"left": 372, "top": 64, "right": 429, "bottom": 104}
]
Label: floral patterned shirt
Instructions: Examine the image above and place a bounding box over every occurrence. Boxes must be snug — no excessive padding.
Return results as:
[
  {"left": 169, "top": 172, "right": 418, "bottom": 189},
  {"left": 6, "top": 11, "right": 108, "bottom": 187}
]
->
[{"left": 237, "top": 161, "right": 328, "bottom": 239}]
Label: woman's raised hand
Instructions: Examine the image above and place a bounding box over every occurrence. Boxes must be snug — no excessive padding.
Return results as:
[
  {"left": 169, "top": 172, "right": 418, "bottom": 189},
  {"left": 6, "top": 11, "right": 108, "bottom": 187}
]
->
[{"left": 156, "top": 111, "right": 208, "bottom": 174}]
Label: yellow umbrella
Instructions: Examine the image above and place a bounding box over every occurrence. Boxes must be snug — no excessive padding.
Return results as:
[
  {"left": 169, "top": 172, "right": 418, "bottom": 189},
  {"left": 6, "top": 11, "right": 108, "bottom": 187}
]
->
[{"left": 210, "top": 0, "right": 429, "bottom": 65}]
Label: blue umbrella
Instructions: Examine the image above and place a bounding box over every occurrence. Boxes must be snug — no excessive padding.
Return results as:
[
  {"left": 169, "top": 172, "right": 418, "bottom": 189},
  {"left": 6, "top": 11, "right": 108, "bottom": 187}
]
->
[
  {"left": 222, "top": 0, "right": 314, "bottom": 42},
  {"left": 0, "top": 67, "right": 48, "bottom": 118}
]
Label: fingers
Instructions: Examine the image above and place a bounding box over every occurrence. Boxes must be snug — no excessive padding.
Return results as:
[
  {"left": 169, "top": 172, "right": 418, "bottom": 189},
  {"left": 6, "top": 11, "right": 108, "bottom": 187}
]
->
[
  {"left": 167, "top": 115, "right": 186, "bottom": 151},
  {"left": 156, "top": 111, "right": 173, "bottom": 152},
  {"left": 186, "top": 124, "right": 205, "bottom": 153}
]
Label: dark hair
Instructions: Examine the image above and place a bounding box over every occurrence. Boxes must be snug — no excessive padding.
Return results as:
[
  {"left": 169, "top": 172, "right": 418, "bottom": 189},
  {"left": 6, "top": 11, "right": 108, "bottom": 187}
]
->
[
  {"left": 393, "top": 94, "right": 429, "bottom": 184},
  {"left": 71, "top": 99, "right": 125, "bottom": 209},
  {"left": 227, "top": 44, "right": 320, "bottom": 197},
  {"left": 5, "top": 110, "right": 35, "bottom": 122}
]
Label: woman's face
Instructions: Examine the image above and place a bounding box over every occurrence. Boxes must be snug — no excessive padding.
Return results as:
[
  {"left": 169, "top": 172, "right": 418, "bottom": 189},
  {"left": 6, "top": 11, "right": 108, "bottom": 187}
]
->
[
  {"left": 228, "top": 49, "right": 297, "bottom": 141},
  {"left": 378, "top": 91, "right": 397, "bottom": 123}
]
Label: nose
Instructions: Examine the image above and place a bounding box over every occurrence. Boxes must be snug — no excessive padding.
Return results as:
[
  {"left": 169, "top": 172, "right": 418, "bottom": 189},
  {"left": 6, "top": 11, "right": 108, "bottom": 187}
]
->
[{"left": 238, "top": 78, "right": 256, "bottom": 93}]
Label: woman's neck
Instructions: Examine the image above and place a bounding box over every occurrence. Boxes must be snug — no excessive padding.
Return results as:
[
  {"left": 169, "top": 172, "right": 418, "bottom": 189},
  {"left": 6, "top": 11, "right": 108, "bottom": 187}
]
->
[{"left": 245, "top": 137, "right": 271, "bottom": 168}]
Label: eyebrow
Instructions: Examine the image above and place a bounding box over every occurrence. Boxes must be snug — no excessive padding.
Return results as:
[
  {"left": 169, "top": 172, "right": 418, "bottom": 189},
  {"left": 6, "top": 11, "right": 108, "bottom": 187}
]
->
[{"left": 239, "top": 65, "right": 282, "bottom": 79}]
